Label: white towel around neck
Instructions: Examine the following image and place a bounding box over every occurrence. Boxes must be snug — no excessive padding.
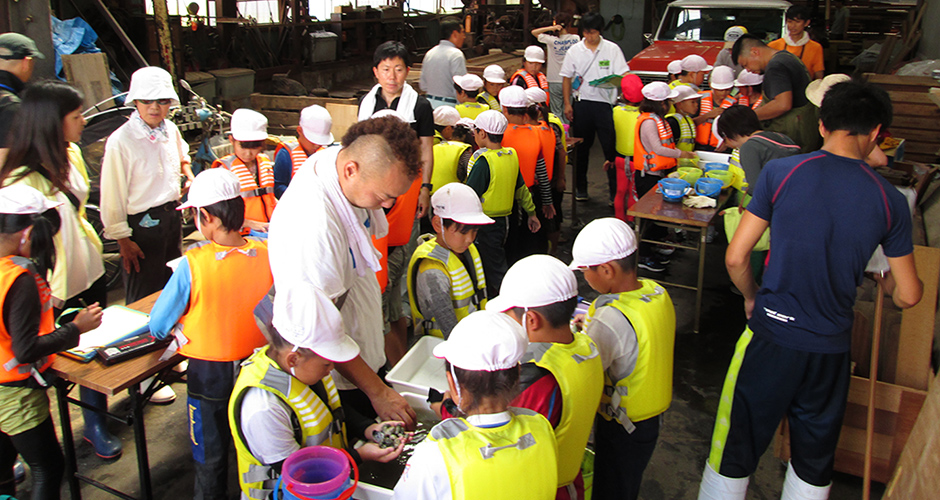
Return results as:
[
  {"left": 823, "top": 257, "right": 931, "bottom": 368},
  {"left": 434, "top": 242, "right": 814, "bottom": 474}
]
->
[{"left": 357, "top": 83, "right": 418, "bottom": 123}]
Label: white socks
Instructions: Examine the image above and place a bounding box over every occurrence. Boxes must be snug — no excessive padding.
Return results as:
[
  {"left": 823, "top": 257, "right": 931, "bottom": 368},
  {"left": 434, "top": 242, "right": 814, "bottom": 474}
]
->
[
  {"left": 697, "top": 462, "right": 748, "bottom": 500},
  {"left": 780, "top": 462, "right": 831, "bottom": 500}
]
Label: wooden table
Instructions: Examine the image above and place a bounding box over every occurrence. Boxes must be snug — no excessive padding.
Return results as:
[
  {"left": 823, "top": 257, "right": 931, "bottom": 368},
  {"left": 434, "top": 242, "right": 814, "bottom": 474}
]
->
[
  {"left": 50, "top": 292, "right": 184, "bottom": 500},
  {"left": 627, "top": 188, "right": 730, "bottom": 333}
]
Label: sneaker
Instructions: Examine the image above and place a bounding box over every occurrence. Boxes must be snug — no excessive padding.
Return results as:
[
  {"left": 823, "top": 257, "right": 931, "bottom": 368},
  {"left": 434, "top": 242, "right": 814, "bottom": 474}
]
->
[
  {"left": 655, "top": 246, "right": 675, "bottom": 256},
  {"left": 656, "top": 254, "right": 670, "bottom": 265},
  {"left": 575, "top": 189, "right": 589, "bottom": 202},
  {"left": 638, "top": 257, "right": 666, "bottom": 272}
]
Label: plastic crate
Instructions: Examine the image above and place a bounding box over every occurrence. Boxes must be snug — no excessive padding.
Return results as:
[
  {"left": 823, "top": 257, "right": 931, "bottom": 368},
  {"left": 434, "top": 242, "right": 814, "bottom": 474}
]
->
[{"left": 385, "top": 336, "right": 447, "bottom": 397}]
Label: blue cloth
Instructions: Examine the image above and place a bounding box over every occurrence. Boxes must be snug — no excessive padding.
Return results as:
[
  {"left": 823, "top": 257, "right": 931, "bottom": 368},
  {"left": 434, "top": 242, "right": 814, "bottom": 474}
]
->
[
  {"left": 148, "top": 257, "right": 192, "bottom": 340},
  {"left": 746, "top": 150, "right": 914, "bottom": 353},
  {"left": 51, "top": 16, "right": 123, "bottom": 96},
  {"left": 273, "top": 147, "right": 293, "bottom": 198}
]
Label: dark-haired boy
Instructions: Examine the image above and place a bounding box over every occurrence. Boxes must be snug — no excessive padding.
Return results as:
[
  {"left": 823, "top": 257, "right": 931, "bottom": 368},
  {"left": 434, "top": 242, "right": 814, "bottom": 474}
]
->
[
  {"left": 768, "top": 6, "right": 824, "bottom": 80},
  {"left": 570, "top": 217, "right": 676, "bottom": 500},
  {"left": 212, "top": 108, "right": 275, "bottom": 234},
  {"left": 715, "top": 105, "right": 800, "bottom": 195},
  {"left": 698, "top": 81, "right": 922, "bottom": 500},
  {"left": 149, "top": 168, "right": 273, "bottom": 499},
  {"left": 407, "top": 183, "right": 492, "bottom": 339},
  {"left": 453, "top": 74, "right": 489, "bottom": 119},
  {"left": 488, "top": 254, "right": 604, "bottom": 500}
]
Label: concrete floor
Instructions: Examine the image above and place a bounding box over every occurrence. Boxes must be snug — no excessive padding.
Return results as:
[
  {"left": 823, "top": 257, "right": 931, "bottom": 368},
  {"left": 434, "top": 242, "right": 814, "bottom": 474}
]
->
[{"left": 14, "top": 140, "right": 886, "bottom": 499}]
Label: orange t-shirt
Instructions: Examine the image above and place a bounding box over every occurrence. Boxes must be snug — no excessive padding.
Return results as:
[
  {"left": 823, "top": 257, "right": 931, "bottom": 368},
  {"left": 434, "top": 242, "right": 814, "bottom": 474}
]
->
[{"left": 768, "top": 38, "right": 824, "bottom": 78}]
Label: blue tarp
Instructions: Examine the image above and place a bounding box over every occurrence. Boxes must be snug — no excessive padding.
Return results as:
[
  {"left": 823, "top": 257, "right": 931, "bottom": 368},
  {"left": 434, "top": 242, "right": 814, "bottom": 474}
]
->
[{"left": 51, "top": 16, "right": 123, "bottom": 98}]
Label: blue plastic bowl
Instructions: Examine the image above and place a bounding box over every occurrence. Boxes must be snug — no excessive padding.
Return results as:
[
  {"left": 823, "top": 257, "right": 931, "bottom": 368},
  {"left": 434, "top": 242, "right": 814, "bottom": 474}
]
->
[
  {"left": 695, "top": 178, "right": 723, "bottom": 198},
  {"left": 703, "top": 162, "right": 729, "bottom": 172},
  {"left": 658, "top": 178, "right": 689, "bottom": 202}
]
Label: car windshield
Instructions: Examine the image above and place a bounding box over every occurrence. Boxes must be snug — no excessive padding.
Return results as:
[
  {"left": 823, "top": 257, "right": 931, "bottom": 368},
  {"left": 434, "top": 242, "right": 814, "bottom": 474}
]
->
[{"left": 658, "top": 6, "right": 784, "bottom": 42}]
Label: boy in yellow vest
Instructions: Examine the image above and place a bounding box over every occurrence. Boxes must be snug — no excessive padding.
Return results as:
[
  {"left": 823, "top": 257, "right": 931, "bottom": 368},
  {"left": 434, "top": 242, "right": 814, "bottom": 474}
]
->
[
  {"left": 453, "top": 74, "right": 489, "bottom": 119},
  {"left": 273, "top": 104, "right": 333, "bottom": 198},
  {"left": 149, "top": 168, "right": 274, "bottom": 499},
  {"left": 407, "top": 183, "right": 492, "bottom": 339},
  {"left": 612, "top": 74, "right": 643, "bottom": 222},
  {"left": 212, "top": 109, "right": 276, "bottom": 233},
  {"left": 665, "top": 84, "right": 703, "bottom": 165},
  {"left": 487, "top": 254, "right": 604, "bottom": 500},
  {"left": 570, "top": 217, "right": 676, "bottom": 500},
  {"left": 230, "top": 286, "right": 406, "bottom": 500},
  {"left": 431, "top": 107, "right": 472, "bottom": 191},
  {"left": 432, "top": 106, "right": 460, "bottom": 145},
  {"left": 478, "top": 64, "right": 506, "bottom": 112}
]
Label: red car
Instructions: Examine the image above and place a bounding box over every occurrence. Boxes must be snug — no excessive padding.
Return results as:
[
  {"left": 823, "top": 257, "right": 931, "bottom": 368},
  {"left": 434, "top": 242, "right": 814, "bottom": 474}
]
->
[{"left": 629, "top": 0, "right": 791, "bottom": 84}]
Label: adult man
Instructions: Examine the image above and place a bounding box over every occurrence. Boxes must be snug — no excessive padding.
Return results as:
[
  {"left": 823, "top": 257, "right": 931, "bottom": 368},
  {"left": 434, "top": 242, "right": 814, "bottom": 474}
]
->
[
  {"left": 420, "top": 17, "right": 467, "bottom": 109},
  {"left": 273, "top": 105, "right": 333, "bottom": 198},
  {"left": 560, "top": 12, "right": 629, "bottom": 202},
  {"left": 697, "top": 81, "right": 922, "bottom": 500},
  {"left": 0, "top": 33, "right": 42, "bottom": 153},
  {"left": 267, "top": 116, "right": 420, "bottom": 427},
  {"left": 769, "top": 6, "right": 825, "bottom": 80},
  {"left": 732, "top": 34, "right": 819, "bottom": 152}
]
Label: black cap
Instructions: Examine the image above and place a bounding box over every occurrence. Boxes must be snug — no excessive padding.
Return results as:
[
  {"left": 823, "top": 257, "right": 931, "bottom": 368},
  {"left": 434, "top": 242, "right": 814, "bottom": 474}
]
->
[{"left": 0, "top": 33, "right": 45, "bottom": 60}]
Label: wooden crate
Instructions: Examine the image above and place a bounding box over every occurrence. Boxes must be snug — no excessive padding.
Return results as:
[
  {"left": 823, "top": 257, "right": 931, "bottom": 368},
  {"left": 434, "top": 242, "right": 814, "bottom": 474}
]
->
[
  {"left": 863, "top": 74, "right": 940, "bottom": 164},
  {"left": 62, "top": 53, "right": 112, "bottom": 112},
  {"left": 249, "top": 93, "right": 359, "bottom": 139},
  {"left": 884, "top": 373, "right": 940, "bottom": 499}
]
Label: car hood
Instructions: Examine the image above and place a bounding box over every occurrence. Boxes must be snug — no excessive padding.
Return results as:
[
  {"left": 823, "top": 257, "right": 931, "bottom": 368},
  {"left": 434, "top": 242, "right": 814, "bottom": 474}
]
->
[{"left": 629, "top": 41, "right": 724, "bottom": 73}]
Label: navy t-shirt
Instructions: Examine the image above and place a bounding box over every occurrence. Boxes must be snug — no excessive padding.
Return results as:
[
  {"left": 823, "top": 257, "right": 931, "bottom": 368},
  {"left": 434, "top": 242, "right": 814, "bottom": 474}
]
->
[{"left": 746, "top": 150, "right": 913, "bottom": 353}]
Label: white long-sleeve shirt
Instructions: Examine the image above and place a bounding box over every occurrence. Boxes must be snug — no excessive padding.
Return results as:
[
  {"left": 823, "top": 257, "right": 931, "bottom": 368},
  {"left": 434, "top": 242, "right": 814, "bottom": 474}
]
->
[{"left": 99, "top": 112, "right": 190, "bottom": 240}]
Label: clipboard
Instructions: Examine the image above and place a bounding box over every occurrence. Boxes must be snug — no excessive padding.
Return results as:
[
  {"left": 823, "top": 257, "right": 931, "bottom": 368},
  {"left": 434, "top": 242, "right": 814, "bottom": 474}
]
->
[{"left": 62, "top": 305, "right": 152, "bottom": 362}]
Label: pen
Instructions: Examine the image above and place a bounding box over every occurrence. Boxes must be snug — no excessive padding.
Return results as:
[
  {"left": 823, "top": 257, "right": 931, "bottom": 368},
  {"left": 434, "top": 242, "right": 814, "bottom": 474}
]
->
[{"left": 78, "top": 298, "right": 88, "bottom": 308}]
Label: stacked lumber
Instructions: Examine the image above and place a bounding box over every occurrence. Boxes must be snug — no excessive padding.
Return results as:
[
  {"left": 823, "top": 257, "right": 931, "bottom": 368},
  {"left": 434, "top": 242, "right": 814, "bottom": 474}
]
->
[
  {"left": 249, "top": 93, "right": 358, "bottom": 139},
  {"left": 863, "top": 74, "right": 940, "bottom": 164}
]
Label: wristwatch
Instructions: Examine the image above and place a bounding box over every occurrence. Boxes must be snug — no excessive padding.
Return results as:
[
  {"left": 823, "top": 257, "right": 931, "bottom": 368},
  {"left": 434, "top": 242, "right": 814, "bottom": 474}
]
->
[{"left": 421, "top": 183, "right": 433, "bottom": 190}]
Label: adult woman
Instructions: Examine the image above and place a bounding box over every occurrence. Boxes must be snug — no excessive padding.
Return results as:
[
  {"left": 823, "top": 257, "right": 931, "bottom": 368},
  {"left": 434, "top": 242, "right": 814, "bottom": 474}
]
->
[
  {"left": 0, "top": 80, "right": 123, "bottom": 459},
  {"left": 391, "top": 311, "right": 558, "bottom": 499}
]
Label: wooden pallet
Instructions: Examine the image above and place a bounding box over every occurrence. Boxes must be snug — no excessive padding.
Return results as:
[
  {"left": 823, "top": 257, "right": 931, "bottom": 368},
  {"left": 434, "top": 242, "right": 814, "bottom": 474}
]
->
[{"left": 863, "top": 74, "right": 940, "bottom": 164}]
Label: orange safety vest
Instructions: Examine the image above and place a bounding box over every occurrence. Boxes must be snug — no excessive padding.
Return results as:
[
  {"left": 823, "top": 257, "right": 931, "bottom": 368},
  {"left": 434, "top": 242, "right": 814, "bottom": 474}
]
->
[
  {"left": 633, "top": 113, "right": 677, "bottom": 172},
  {"left": 372, "top": 234, "right": 389, "bottom": 293},
  {"left": 273, "top": 141, "right": 321, "bottom": 178},
  {"left": 510, "top": 70, "right": 550, "bottom": 105},
  {"left": 0, "top": 256, "right": 55, "bottom": 384},
  {"left": 386, "top": 175, "right": 421, "bottom": 248},
  {"left": 695, "top": 92, "right": 737, "bottom": 147},
  {"left": 503, "top": 124, "right": 552, "bottom": 187},
  {"left": 212, "top": 154, "right": 277, "bottom": 226},
  {"left": 177, "top": 239, "right": 272, "bottom": 362},
  {"left": 737, "top": 94, "right": 764, "bottom": 110}
]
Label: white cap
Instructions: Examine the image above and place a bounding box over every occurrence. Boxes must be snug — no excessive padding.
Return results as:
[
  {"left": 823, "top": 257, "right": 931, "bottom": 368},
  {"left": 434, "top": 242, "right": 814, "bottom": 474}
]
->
[
  {"left": 0, "top": 184, "right": 63, "bottom": 215},
  {"left": 487, "top": 255, "right": 577, "bottom": 312},
  {"left": 641, "top": 81, "right": 679, "bottom": 101},
  {"left": 126, "top": 66, "right": 180, "bottom": 105},
  {"left": 498, "top": 85, "right": 528, "bottom": 108},
  {"left": 524, "top": 87, "right": 547, "bottom": 105},
  {"left": 734, "top": 69, "right": 764, "bottom": 87},
  {"left": 299, "top": 105, "right": 333, "bottom": 146},
  {"left": 667, "top": 60, "right": 683, "bottom": 75},
  {"left": 230, "top": 109, "right": 268, "bottom": 141},
  {"left": 432, "top": 310, "right": 527, "bottom": 371},
  {"left": 483, "top": 64, "right": 506, "bottom": 84},
  {"left": 433, "top": 106, "right": 461, "bottom": 127},
  {"left": 273, "top": 285, "right": 360, "bottom": 363},
  {"left": 681, "top": 54, "right": 713, "bottom": 73},
  {"left": 453, "top": 73, "right": 484, "bottom": 92},
  {"left": 805, "top": 73, "right": 852, "bottom": 107},
  {"left": 569, "top": 217, "right": 638, "bottom": 269},
  {"left": 524, "top": 45, "right": 546, "bottom": 64},
  {"left": 474, "top": 110, "right": 507, "bottom": 135},
  {"left": 673, "top": 84, "right": 703, "bottom": 103},
  {"left": 456, "top": 117, "right": 475, "bottom": 129},
  {"left": 709, "top": 66, "right": 735, "bottom": 90},
  {"left": 431, "top": 183, "right": 494, "bottom": 225},
  {"left": 724, "top": 26, "right": 747, "bottom": 43},
  {"left": 178, "top": 169, "right": 241, "bottom": 210}
]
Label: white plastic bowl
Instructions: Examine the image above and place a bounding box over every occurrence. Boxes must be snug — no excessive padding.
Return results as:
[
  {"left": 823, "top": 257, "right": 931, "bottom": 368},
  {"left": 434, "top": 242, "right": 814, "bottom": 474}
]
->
[{"left": 696, "top": 151, "right": 731, "bottom": 164}]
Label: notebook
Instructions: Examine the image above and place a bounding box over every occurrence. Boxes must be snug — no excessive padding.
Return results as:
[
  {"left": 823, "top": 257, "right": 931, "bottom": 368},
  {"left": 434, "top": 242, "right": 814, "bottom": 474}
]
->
[{"left": 63, "top": 305, "right": 151, "bottom": 362}]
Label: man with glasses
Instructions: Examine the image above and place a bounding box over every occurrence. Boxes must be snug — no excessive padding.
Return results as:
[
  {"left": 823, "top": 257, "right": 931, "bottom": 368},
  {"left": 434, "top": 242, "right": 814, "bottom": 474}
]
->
[
  {"left": 212, "top": 108, "right": 276, "bottom": 234},
  {"left": 0, "top": 33, "right": 43, "bottom": 155}
]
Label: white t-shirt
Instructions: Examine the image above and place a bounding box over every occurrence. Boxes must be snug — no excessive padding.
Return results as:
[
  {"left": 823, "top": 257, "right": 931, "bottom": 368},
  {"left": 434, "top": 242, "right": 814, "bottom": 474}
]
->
[
  {"left": 267, "top": 148, "right": 386, "bottom": 390},
  {"left": 558, "top": 37, "right": 630, "bottom": 105},
  {"left": 583, "top": 304, "right": 639, "bottom": 383},
  {"left": 537, "top": 32, "right": 581, "bottom": 82}
]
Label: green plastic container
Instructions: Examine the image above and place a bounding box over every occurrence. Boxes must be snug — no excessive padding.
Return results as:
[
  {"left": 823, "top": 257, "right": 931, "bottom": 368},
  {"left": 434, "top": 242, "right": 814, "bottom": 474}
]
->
[
  {"left": 675, "top": 167, "right": 703, "bottom": 183},
  {"left": 706, "top": 169, "right": 734, "bottom": 189}
]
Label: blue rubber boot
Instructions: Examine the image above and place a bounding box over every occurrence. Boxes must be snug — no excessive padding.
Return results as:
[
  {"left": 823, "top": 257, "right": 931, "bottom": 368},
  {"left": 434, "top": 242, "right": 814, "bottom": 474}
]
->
[{"left": 80, "top": 387, "right": 123, "bottom": 459}]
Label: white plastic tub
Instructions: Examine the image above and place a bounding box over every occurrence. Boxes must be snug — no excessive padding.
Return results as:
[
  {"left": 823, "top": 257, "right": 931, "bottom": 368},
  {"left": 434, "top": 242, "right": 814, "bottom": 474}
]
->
[
  {"left": 386, "top": 336, "right": 447, "bottom": 397},
  {"left": 696, "top": 151, "right": 731, "bottom": 164}
]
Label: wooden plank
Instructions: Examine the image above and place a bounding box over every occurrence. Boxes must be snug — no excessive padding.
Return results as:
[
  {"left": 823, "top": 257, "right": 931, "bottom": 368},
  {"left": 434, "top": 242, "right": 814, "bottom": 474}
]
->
[
  {"left": 884, "top": 91, "right": 934, "bottom": 104},
  {"left": 865, "top": 74, "right": 939, "bottom": 87},
  {"left": 903, "top": 142, "right": 940, "bottom": 155},
  {"left": 250, "top": 93, "right": 357, "bottom": 111},
  {"left": 888, "top": 127, "right": 940, "bottom": 143},
  {"left": 259, "top": 110, "right": 299, "bottom": 126},
  {"left": 894, "top": 246, "right": 940, "bottom": 390},
  {"left": 325, "top": 103, "right": 359, "bottom": 143},
  {"left": 892, "top": 103, "right": 940, "bottom": 117},
  {"left": 885, "top": 372, "right": 940, "bottom": 499},
  {"left": 61, "top": 53, "right": 113, "bottom": 112},
  {"left": 904, "top": 152, "right": 938, "bottom": 163},
  {"left": 885, "top": 116, "right": 940, "bottom": 130}
]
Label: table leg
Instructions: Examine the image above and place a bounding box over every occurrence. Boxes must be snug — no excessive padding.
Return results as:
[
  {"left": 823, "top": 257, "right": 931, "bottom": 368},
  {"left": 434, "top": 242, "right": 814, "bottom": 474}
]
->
[
  {"left": 695, "top": 227, "right": 707, "bottom": 333},
  {"left": 569, "top": 146, "right": 578, "bottom": 227},
  {"left": 56, "top": 383, "right": 81, "bottom": 500},
  {"left": 129, "top": 383, "right": 153, "bottom": 500}
]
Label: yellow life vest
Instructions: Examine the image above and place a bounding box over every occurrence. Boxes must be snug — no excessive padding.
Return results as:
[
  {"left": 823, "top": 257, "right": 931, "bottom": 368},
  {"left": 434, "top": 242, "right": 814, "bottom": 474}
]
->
[
  {"left": 431, "top": 407, "right": 558, "bottom": 500},
  {"left": 585, "top": 279, "right": 676, "bottom": 430},
  {"left": 546, "top": 113, "right": 568, "bottom": 165},
  {"left": 456, "top": 102, "right": 489, "bottom": 120},
  {"left": 523, "top": 334, "right": 604, "bottom": 487},
  {"left": 407, "top": 237, "right": 487, "bottom": 339},
  {"left": 665, "top": 112, "right": 696, "bottom": 152},
  {"left": 431, "top": 141, "right": 471, "bottom": 195},
  {"left": 477, "top": 92, "right": 501, "bottom": 112},
  {"left": 469, "top": 147, "right": 520, "bottom": 218},
  {"left": 229, "top": 346, "right": 347, "bottom": 500},
  {"left": 613, "top": 104, "right": 640, "bottom": 157}
]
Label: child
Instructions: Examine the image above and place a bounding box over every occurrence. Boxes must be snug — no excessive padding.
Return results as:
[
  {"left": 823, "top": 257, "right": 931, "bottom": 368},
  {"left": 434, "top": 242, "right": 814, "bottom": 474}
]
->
[
  {"left": 666, "top": 59, "right": 683, "bottom": 87},
  {"left": 523, "top": 87, "right": 565, "bottom": 253},
  {"left": 715, "top": 105, "right": 800, "bottom": 196},
  {"left": 431, "top": 108, "right": 472, "bottom": 192},
  {"left": 230, "top": 286, "right": 405, "bottom": 500},
  {"left": 0, "top": 185, "right": 103, "bottom": 498},
  {"left": 453, "top": 74, "right": 489, "bottom": 119},
  {"left": 487, "top": 254, "right": 604, "bottom": 500},
  {"left": 694, "top": 66, "right": 736, "bottom": 150},
  {"left": 531, "top": 13, "right": 580, "bottom": 123},
  {"left": 733, "top": 70, "right": 764, "bottom": 109},
  {"left": 478, "top": 65, "right": 506, "bottom": 112},
  {"left": 212, "top": 108, "right": 275, "bottom": 233},
  {"left": 570, "top": 217, "right": 676, "bottom": 500},
  {"left": 149, "top": 168, "right": 273, "bottom": 499},
  {"left": 392, "top": 310, "right": 558, "bottom": 499},
  {"left": 612, "top": 75, "right": 643, "bottom": 222},
  {"left": 677, "top": 54, "right": 712, "bottom": 91},
  {"left": 665, "top": 85, "right": 703, "bottom": 165},
  {"left": 510, "top": 46, "right": 550, "bottom": 105},
  {"left": 432, "top": 106, "right": 461, "bottom": 145},
  {"left": 464, "top": 110, "right": 540, "bottom": 296},
  {"left": 272, "top": 104, "right": 333, "bottom": 198},
  {"left": 407, "top": 183, "right": 492, "bottom": 339}
]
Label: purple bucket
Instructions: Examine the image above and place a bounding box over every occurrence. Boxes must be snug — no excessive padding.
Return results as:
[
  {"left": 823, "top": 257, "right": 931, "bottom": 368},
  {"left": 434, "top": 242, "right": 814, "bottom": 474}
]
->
[{"left": 278, "top": 446, "right": 356, "bottom": 500}]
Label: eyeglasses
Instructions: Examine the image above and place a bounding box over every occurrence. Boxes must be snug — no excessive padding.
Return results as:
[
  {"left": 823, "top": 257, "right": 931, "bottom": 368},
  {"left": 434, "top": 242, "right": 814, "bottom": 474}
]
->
[
  {"left": 137, "top": 99, "right": 173, "bottom": 105},
  {"left": 238, "top": 140, "right": 264, "bottom": 149}
]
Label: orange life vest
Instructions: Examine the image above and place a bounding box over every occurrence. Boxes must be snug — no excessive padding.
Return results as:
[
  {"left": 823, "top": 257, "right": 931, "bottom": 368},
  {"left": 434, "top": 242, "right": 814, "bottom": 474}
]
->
[
  {"left": 633, "top": 113, "right": 677, "bottom": 172},
  {"left": 372, "top": 234, "right": 389, "bottom": 293},
  {"left": 386, "top": 175, "right": 421, "bottom": 248},
  {"left": 212, "top": 154, "right": 277, "bottom": 226},
  {"left": 0, "top": 256, "right": 55, "bottom": 384},
  {"left": 510, "top": 70, "right": 550, "bottom": 105},
  {"left": 177, "top": 239, "right": 272, "bottom": 362},
  {"left": 535, "top": 121, "right": 556, "bottom": 183},
  {"left": 503, "top": 124, "right": 552, "bottom": 187},
  {"left": 273, "top": 141, "right": 321, "bottom": 178},
  {"left": 695, "top": 92, "right": 737, "bottom": 147},
  {"left": 736, "top": 94, "right": 764, "bottom": 110}
]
